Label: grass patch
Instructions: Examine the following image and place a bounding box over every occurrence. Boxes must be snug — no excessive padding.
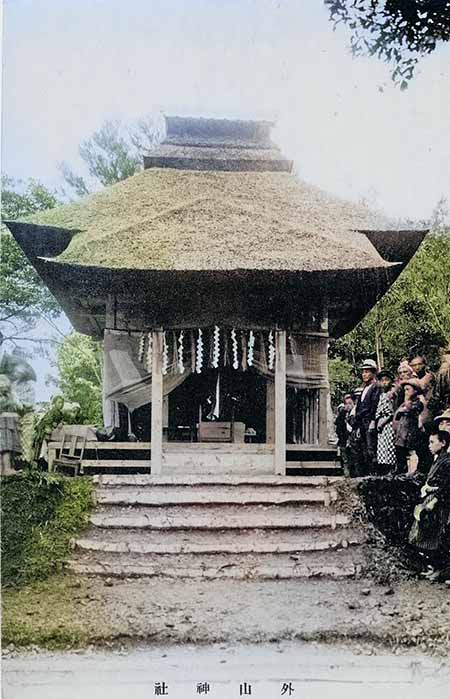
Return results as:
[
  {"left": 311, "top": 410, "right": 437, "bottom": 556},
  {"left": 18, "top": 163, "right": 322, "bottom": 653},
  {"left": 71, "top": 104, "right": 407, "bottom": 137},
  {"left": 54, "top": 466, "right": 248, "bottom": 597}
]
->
[
  {"left": 2, "top": 575, "right": 94, "bottom": 649},
  {"left": 1, "top": 470, "right": 93, "bottom": 588}
]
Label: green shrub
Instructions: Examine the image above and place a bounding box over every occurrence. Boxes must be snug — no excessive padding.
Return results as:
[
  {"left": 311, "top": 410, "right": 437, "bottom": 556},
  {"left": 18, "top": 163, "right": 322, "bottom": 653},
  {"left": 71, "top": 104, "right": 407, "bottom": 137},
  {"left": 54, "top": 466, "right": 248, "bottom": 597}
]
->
[
  {"left": 1, "top": 471, "right": 93, "bottom": 588},
  {"left": 328, "top": 356, "right": 356, "bottom": 408}
]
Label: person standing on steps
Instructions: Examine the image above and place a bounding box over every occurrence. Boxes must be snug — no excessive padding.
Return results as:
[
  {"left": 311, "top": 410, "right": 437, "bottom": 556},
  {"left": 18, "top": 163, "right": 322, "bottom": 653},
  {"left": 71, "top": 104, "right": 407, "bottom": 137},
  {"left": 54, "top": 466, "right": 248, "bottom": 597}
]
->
[
  {"left": 393, "top": 379, "right": 424, "bottom": 475},
  {"left": 374, "top": 369, "right": 396, "bottom": 475},
  {"left": 410, "top": 355, "right": 435, "bottom": 474},
  {"left": 353, "top": 359, "right": 380, "bottom": 476},
  {"left": 335, "top": 393, "right": 355, "bottom": 477},
  {"left": 408, "top": 430, "right": 450, "bottom": 583}
]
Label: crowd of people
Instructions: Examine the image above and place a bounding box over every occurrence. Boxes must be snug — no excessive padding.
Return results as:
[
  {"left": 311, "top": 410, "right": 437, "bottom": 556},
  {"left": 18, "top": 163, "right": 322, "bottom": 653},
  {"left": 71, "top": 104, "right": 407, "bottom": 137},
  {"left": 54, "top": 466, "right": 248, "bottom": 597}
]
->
[
  {"left": 335, "top": 355, "right": 450, "bottom": 478},
  {"left": 335, "top": 355, "right": 450, "bottom": 584}
]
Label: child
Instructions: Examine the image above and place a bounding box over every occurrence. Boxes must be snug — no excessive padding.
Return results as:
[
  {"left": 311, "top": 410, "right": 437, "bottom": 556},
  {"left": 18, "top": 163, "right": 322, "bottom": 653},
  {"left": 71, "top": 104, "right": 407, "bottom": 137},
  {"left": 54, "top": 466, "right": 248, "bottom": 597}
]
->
[{"left": 392, "top": 379, "right": 423, "bottom": 475}]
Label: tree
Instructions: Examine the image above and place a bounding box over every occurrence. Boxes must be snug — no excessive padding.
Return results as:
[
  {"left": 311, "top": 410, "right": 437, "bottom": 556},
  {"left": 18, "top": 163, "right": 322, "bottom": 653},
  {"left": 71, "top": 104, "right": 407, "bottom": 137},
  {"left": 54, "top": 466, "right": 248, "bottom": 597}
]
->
[
  {"left": 59, "top": 114, "right": 164, "bottom": 196},
  {"left": 325, "top": 1, "right": 450, "bottom": 87},
  {"left": 56, "top": 332, "right": 103, "bottom": 424},
  {"left": 1, "top": 177, "right": 63, "bottom": 350},
  {"left": 330, "top": 226, "right": 450, "bottom": 402},
  {"left": 328, "top": 356, "right": 355, "bottom": 407}
]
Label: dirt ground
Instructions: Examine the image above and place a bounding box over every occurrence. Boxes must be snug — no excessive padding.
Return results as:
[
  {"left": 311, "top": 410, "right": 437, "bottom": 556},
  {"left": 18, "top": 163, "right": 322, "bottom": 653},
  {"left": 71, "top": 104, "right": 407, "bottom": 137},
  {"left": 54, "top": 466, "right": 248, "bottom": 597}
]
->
[{"left": 3, "top": 574, "right": 450, "bottom": 656}]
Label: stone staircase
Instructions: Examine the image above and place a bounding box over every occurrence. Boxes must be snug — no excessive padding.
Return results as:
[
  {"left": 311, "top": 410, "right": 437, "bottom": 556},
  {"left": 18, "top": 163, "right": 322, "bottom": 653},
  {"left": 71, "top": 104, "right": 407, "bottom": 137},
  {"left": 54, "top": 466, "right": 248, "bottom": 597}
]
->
[{"left": 69, "top": 474, "right": 366, "bottom": 580}]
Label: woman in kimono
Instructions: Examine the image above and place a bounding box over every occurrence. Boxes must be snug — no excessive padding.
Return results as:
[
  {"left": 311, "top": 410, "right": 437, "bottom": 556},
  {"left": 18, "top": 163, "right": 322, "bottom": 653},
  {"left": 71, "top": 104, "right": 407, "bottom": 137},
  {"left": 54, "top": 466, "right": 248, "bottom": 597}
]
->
[
  {"left": 409, "top": 430, "right": 450, "bottom": 582},
  {"left": 375, "top": 369, "right": 396, "bottom": 475},
  {"left": 393, "top": 379, "right": 423, "bottom": 474}
]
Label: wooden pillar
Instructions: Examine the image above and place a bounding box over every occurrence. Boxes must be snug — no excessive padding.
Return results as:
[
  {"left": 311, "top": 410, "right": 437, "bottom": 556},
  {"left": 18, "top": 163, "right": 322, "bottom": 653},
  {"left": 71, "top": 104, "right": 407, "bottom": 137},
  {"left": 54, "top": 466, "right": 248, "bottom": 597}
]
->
[
  {"left": 274, "top": 330, "right": 287, "bottom": 475},
  {"left": 318, "top": 328, "right": 330, "bottom": 447},
  {"left": 105, "top": 294, "right": 115, "bottom": 329},
  {"left": 162, "top": 396, "right": 169, "bottom": 442},
  {"left": 266, "top": 380, "right": 275, "bottom": 444},
  {"left": 151, "top": 329, "right": 164, "bottom": 475},
  {"left": 318, "top": 389, "right": 328, "bottom": 447}
]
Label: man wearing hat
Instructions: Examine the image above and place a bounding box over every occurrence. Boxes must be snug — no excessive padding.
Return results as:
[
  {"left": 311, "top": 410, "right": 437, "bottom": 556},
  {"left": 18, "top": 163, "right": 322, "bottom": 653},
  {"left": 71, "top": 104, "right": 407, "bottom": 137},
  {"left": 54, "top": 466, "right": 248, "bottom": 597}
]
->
[
  {"left": 353, "top": 359, "right": 380, "bottom": 475},
  {"left": 434, "top": 409, "right": 450, "bottom": 450}
]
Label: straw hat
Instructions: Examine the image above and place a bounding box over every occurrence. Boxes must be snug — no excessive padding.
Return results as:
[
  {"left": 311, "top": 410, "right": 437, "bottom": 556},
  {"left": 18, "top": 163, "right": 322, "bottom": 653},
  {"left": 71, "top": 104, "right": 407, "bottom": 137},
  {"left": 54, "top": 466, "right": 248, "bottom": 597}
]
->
[
  {"left": 360, "top": 359, "right": 378, "bottom": 372},
  {"left": 434, "top": 408, "right": 450, "bottom": 423}
]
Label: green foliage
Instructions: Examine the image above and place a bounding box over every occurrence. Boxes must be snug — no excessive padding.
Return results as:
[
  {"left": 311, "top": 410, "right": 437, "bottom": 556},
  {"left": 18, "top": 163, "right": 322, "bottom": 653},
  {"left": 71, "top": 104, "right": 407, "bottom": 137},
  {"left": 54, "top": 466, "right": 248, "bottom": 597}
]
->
[
  {"left": 1, "top": 471, "right": 93, "bottom": 588},
  {"left": 59, "top": 115, "right": 163, "bottom": 196},
  {"left": 2, "top": 176, "right": 60, "bottom": 219},
  {"left": 331, "top": 230, "right": 450, "bottom": 379},
  {"left": 1, "top": 176, "right": 62, "bottom": 345},
  {"left": 56, "top": 332, "right": 103, "bottom": 424},
  {"left": 80, "top": 120, "right": 141, "bottom": 186},
  {"left": 328, "top": 356, "right": 356, "bottom": 407},
  {"left": 325, "top": 0, "right": 450, "bottom": 87}
]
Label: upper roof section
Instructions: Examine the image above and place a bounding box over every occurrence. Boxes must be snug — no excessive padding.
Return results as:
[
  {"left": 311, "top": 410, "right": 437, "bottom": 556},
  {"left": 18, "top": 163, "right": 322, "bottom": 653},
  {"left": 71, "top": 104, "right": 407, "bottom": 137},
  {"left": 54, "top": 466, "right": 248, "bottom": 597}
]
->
[
  {"left": 165, "top": 115, "right": 275, "bottom": 146},
  {"left": 143, "top": 115, "right": 293, "bottom": 172}
]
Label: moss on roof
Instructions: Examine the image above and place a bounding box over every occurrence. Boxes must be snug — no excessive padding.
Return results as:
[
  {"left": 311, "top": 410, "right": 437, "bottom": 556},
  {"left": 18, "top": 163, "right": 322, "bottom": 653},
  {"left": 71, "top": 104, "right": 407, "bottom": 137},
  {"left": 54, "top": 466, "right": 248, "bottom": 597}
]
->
[{"left": 27, "top": 168, "right": 397, "bottom": 272}]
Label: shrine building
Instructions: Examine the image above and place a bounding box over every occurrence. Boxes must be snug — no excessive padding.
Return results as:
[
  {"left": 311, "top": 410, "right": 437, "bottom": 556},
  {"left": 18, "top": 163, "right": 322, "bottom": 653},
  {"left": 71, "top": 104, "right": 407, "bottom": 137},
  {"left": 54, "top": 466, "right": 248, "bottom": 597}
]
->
[{"left": 6, "top": 116, "right": 427, "bottom": 476}]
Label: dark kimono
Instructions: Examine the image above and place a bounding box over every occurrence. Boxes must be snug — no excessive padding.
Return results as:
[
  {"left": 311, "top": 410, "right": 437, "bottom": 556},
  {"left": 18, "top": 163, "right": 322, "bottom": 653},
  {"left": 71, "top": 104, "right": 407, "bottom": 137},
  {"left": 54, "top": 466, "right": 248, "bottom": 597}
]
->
[
  {"left": 393, "top": 398, "right": 423, "bottom": 450},
  {"left": 408, "top": 451, "right": 450, "bottom": 552}
]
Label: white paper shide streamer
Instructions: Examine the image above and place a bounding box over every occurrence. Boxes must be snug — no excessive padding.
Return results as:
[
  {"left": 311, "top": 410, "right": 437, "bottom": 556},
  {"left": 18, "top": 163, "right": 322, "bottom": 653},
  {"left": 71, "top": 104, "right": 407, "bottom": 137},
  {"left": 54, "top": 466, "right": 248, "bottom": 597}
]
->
[
  {"left": 196, "top": 328, "right": 204, "bottom": 373},
  {"left": 268, "top": 330, "right": 275, "bottom": 370},
  {"left": 162, "top": 331, "right": 169, "bottom": 375},
  {"left": 145, "top": 331, "right": 153, "bottom": 372},
  {"left": 178, "top": 330, "right": 185, "bottom": 374},
  {"left": 231, "top": 328, "right": 239, "bottom": 370},
  {"left": 248, "top": 330, "right": 255, "bottom": 366},
  {"left": 212, "top": 325, "right": 220, "bottom": 368},
  {"left": 138, "top": 332, "right": 146, "bottom": 364}
]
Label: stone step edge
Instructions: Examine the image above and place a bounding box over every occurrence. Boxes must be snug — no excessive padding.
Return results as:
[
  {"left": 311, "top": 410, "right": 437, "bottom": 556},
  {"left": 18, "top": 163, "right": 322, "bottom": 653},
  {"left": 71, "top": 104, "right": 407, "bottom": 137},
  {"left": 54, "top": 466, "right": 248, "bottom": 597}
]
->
[
  {"left": 67, "top": 561, "right": 361, "bottom": 580},
  {"left": 93, "top": 475, "right": 343, "bottom": 487},
  {"left": 89, "top": 514, "right": 351, "bottom": 530},
  {"left": 75, "top": 536, "right": 364, "bottom": 555},
  {"left": 94, "top": 494, "right": 338, "bottom": 507}
]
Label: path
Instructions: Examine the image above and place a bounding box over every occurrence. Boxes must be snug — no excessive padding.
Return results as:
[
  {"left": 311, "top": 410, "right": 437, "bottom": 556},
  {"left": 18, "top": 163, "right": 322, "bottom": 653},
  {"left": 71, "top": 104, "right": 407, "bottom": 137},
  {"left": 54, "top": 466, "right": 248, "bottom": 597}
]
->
[{"left": 3, "top": 641, "right": 450, "bottom": 699}]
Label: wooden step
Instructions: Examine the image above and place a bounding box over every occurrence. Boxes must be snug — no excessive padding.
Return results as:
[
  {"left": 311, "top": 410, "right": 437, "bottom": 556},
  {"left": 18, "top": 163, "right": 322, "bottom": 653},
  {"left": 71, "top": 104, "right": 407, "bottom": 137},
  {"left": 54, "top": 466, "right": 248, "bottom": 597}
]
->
[
  {"left": 76, "top": 526, "right": 365, "bottom": 555},
  {"left": 90, "top": 505, "right": 350, "bottom": 530}
]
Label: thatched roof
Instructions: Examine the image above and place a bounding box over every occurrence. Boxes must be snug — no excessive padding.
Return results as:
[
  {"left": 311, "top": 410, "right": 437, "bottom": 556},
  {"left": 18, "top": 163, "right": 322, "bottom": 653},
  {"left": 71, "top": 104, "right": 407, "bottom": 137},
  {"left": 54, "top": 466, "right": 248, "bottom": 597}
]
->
[
  {"left": 5, "top": 116, "right": 427, "bottom": 337},
  {"left": 21, "top": 168, "right": 413, "bottom": 273}
]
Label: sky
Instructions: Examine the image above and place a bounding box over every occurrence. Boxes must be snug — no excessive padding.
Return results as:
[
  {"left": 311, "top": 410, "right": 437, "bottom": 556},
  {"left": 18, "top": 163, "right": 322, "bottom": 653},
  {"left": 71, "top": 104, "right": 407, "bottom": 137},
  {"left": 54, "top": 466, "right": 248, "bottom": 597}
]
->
[{"left": 2, "top": 0, "right": 450, "bottom": 399}]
